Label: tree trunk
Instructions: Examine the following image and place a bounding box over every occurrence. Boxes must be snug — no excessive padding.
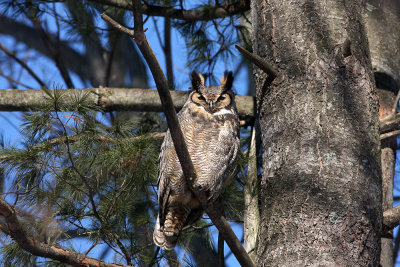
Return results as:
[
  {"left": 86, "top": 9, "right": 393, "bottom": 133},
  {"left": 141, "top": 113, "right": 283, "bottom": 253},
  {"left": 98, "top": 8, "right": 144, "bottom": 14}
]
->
[
  {"left": 251, "top": 0, "right": 381, "bottom": 266},
  {"left": 364, "top": 1, "right": 400, "bottom": 265},
  {"left": 365, "top": 0, "right": 400, "bottom": 86}
]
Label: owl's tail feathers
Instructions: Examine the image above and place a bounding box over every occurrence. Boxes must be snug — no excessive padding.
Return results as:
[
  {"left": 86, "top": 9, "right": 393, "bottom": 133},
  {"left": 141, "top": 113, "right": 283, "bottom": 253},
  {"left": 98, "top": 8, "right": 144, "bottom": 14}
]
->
[{"left": 153, "top": 216, "right": 178, "bottom": 251}]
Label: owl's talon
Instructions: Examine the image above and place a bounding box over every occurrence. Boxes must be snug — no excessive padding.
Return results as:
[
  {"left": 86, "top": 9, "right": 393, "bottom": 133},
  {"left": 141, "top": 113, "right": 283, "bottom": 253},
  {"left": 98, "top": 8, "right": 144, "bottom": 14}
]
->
[
  {"left": 153, "top": 70, "right": 239, "bottom": 250},
  {"left": 164, "top": 227, "right": 179, "bottom": 237}
]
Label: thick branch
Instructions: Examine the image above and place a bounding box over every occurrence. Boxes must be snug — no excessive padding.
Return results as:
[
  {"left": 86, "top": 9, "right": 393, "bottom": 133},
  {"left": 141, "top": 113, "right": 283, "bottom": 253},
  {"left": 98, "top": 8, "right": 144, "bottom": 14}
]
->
[
  {"left": 235, "top": 44, "right": 278, "bottom": 80},
  {"left": 92, "top": 0, "right": 249, "bottom": 21},
  {"left": 383, "top": 205, "right": 400, "bottom": 229},
  {"left": 0, "top": 88, "right": 254, "bottom": 119},
  {"left": 119, "top": 4, "right": 255, "bottom": 266},
  {"left": 380, "top": 130, "right": 400, "bottom": 140},
  {"left": 0, "top": 198, "right": 123, "bottom": 267}
]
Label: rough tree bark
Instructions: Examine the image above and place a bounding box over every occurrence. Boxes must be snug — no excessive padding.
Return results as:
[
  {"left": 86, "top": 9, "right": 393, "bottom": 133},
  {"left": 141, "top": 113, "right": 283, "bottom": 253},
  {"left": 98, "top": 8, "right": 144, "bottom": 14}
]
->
[
  {"left": 252, "top": 0, "right": 381, "bottom": 265},
  {"left": 364, "top": 1, "right": 400, "bottom": 265}
]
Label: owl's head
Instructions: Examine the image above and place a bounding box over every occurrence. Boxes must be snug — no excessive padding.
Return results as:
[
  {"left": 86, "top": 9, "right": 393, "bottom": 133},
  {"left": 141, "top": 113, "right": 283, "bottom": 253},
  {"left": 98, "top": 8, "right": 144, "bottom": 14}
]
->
[{"left": 190, "top": 70, "right": 235, "bottom": 114}]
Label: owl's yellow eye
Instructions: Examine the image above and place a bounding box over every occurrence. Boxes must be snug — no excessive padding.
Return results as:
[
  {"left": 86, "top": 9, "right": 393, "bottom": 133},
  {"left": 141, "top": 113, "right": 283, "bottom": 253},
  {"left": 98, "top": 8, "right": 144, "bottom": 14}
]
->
[
  {"left": 197, "top": 94, "right": 205, "bottom": 101},
  {"left": 218, "top": 95, "right": 226, "bottom": 101}
]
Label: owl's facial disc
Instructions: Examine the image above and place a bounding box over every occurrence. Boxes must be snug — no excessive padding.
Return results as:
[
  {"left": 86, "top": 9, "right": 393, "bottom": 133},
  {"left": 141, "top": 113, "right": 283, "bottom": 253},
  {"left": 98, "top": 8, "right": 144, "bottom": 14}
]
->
[{"left": 191, "top": 91, "right": 231, "bottom": 113}]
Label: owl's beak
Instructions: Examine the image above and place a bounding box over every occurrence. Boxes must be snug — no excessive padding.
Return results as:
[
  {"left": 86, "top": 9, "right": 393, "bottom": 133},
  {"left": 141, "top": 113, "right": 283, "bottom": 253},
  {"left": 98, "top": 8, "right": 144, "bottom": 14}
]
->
[{"left": 209, "top": 102, "right": 214, "bottom": 112}]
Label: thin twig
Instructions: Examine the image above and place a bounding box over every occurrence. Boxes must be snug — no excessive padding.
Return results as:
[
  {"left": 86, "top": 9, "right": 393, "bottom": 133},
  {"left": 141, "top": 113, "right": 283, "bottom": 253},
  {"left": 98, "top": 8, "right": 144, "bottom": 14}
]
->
[
  {"left": 0, "top": 70, "right": 33, "bottom": 89},
  {"left": 392, "top": 88, "right": 400, "bottom": 114},
  {"left": 103, "top": 4, "right": 254, "bottom": 266},
  {"left": 380, "top": 87, "right": 400, "bottom": 125},
  {"left": 103, "top": 38, "right": 117, "bottom": 87},
  {"left": 178, "top": 237, "right": 192, "bottom": 267},
  {"left": 147, "top": 247, "right": 160, "bottom": 267},
  {"left": 26, "top": 6, "right": 74, "bottom": 88},
  {"left": 54, "top": 109, "right": 133, "bottom": 265},
  {"left": 0, "top": 44, "right": 46, "bottom": 87},
  {"left": 92, "top": 0, "right": 250, "bottom": 21},
  {"left": 0, "top": 198, "right": 124, "bottom": 267}
]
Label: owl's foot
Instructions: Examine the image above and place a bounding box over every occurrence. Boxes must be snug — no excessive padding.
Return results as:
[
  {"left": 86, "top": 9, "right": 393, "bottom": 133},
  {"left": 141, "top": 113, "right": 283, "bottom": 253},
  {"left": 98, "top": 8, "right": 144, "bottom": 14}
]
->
[
  {"left": 154, "top": 216, "right": 178, "bottom": 250},
  {"left": 163, "top": 227, "right": 179, "bottom": 237},
  {"left": 163, "top": 215, "right": 184, "bottom": 237}
]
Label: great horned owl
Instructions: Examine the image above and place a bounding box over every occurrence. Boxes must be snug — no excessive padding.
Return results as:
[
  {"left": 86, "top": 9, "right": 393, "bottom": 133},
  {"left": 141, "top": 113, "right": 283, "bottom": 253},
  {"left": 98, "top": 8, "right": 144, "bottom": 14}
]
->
[{"left": 153, "top": 71, "right": 240, "bottom": 250}]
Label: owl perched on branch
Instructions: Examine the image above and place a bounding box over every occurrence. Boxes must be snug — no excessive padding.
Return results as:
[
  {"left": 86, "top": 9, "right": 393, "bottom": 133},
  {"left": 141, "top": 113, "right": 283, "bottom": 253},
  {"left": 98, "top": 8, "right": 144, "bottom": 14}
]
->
[{"left": 153, "top": 70, "right": 240, "bottom": 250}]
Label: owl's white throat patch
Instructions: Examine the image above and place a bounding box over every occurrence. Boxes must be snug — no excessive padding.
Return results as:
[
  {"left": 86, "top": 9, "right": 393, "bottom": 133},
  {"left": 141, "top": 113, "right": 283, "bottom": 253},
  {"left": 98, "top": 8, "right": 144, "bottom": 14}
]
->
[{"left": 212, "top": 109, "right": 234, "bottom": 116}]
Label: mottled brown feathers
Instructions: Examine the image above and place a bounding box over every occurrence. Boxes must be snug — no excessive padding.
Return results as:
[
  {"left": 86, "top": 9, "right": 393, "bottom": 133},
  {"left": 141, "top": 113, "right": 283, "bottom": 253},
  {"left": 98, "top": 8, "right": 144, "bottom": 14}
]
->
[{"left": 153, "top": 71, "right": 240, "bottom": 250}]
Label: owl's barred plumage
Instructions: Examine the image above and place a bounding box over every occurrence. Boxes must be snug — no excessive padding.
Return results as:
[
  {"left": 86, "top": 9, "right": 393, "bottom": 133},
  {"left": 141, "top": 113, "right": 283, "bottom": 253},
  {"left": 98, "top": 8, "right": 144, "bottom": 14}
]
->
[{"left": 153, "top": 71, "right": 240, "bottom": 250}]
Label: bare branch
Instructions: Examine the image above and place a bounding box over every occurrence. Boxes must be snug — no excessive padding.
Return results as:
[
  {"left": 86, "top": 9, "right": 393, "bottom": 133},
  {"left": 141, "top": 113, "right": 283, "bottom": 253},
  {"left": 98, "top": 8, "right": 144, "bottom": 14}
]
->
[
  {"left": 380, "top": 112, "right": 400, "bottom": 133},
  {"left": 108, "top": 3, "right": 256, "bottom": 266},
  {"left": 0, "top": 198, "right": 123, "bottom": 267},
  {"left": 26, "top": 7, "right": 75, "bottom": 89},
  {"left": 101, "top": 13, "right": 135, "bottom": 37},
  {"left": 92, "top": 0, "right": 250, "bottom": 21},
  {"left": 383, "top": 205, "right": 400, "bottom": 229},
  {"left": 0, "top": 70, "right": 33, "bottom": 89},
  {"left": 0, "top": 88, "right": 254, "bottom": 119},
  {"left": 164, "top": 17, "right": 174, "bottom": 89},
  {"left": 0, "top": 44, "right": 46, "bottom": 87},
  {"left": 392, "top": 87, "right": 400, "bottom": 114},
  {"left": 243, "top": 127, "right": 260, "bottom": 262},
  {"left": 218, "top": 232, "right": 225, "bottom": 267},
  {"left": 0, "top": 15, "right": 101, "bottom": 85},
  {"left": 380, "top": 130, "right": 400, "bottom": 140},
  {"left": 235, "top": 44, "right": 278, "bottom": 80},
  {"left": 53, "top": 110, "right": 132, "bottom": 265}
]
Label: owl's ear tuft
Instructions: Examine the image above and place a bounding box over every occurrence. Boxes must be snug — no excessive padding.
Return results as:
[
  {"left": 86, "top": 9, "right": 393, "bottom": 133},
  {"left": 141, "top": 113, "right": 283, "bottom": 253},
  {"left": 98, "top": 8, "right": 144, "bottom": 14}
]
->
[
  {"left": 220, "top": 71, "right": 233, "bottom": 91},
  {"left": 191, "top": 71, "right": 204, "bottom": 91}
]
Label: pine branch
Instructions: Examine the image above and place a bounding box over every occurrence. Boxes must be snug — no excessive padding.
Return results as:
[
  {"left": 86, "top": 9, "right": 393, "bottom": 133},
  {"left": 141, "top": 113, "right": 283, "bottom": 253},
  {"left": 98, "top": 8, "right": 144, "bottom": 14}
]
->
[
  {"left": 54, "top": 110, "right": 132, "bottom": 265},
  {"left": 0, "top": 88, "right": 255, "bottom": 119},
  {"left": 104, "top": 3, "right": 255, "bottom": 266},
  {"left": 26, "top": 5, "right": 75, "bottom": 89},
  {"left": 91, "top": 0, "right": 250, "bottom": 21},
  {"left": 0, "top": 16, "right": 97, "bottom": 85},
  {"left": 0, "top": 198, "right": 124, "bottom": 267}
]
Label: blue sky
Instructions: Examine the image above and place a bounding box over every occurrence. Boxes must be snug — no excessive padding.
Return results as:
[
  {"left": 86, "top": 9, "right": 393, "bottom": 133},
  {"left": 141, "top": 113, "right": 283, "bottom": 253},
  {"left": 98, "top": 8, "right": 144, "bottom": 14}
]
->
[
  {"left": 0, "top": 2, "right": 395, "bottom": 267},
  {"left": 0, "top": 6, "right": 249, "bottom": 266}
]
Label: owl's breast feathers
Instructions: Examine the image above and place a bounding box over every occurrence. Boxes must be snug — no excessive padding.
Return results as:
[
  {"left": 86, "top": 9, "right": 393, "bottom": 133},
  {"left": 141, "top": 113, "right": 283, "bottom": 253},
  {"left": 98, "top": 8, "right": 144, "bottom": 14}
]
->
[
  {"left": 154, "top": 71, "right": 240, "bottom": 250},
  {"left": 176, "top": 102, "right": 239, "bottom": 191}
]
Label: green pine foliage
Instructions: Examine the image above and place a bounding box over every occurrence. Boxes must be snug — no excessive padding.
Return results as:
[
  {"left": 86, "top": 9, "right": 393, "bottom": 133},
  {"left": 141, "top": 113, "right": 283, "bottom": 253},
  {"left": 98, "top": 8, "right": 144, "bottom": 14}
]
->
[
  {"left": 0, "top": 88, "right": 251, "bottom": 266},
  {"left": 0, "top": 1, "right": 255, "bottom": 266},
  {"left": 0, "top": 242, "right": 37, "bottom": 267},
  {"left": 175, "top": 3, "right": 251, "bottom": 84},
  {"left": 1, "top": 89, "right": 162, "bottom": 265}
]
